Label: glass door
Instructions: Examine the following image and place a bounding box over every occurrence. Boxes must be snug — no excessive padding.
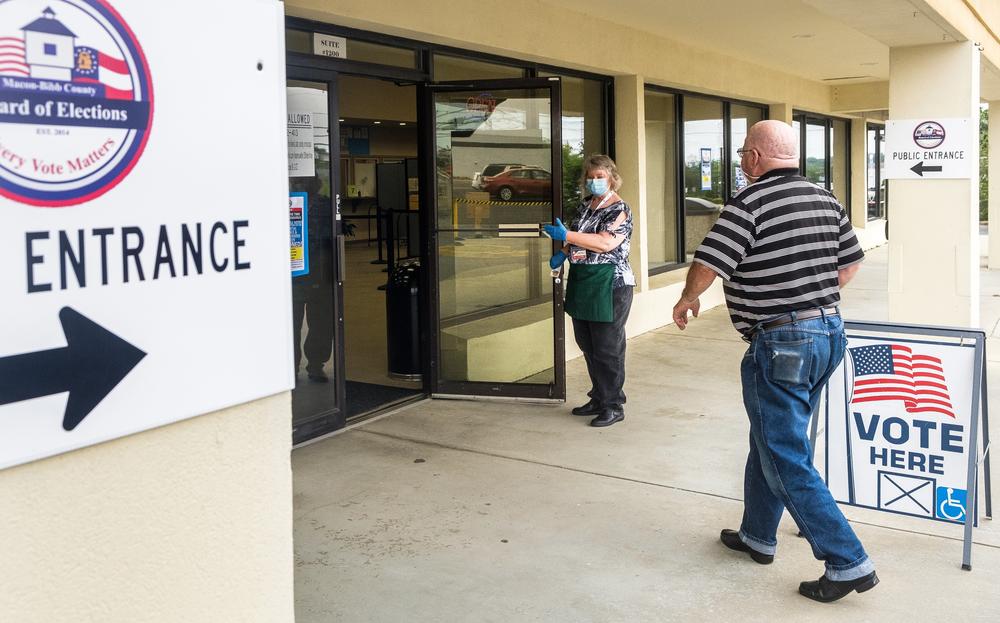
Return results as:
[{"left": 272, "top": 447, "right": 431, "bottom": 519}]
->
[
  {"left": 286, "top": 69, "right": 347, "bottom": 442},
  {"left": 424, "top": 78, "right": 565, "bottom": 400}
]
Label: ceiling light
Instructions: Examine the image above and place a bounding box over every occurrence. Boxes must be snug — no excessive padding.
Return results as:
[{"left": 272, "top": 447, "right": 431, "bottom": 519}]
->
[
  {"left": 860, "top": 62, "right": 878, "bottom": 66},
  {"left": 792, "top": 33, "right": 814, "bottom": 39},
  {"left": 338, "top": 118, "right": 345, "bottom": 122},
  {"left": 373, "top": 121, "right": 381, "bottom": 125},
  {"left": 399, "top": 122, "right": 407, "bottom": 126}
]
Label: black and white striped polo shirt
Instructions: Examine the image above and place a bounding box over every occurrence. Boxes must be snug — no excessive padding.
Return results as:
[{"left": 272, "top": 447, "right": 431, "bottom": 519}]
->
[{"left": 693, "top": 168, "right": 864, "bottom": 335}]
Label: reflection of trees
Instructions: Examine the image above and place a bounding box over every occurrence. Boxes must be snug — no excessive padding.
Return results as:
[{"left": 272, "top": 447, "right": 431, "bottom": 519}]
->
[
  {"left": 805, "top": 157, "right": 826, "bottom": 184},
  {"left": 684, "top": 160, "right": 723, "bottom": 204},
  {"left": 562, "top": 142, "right": 584, "bottom": 213}
]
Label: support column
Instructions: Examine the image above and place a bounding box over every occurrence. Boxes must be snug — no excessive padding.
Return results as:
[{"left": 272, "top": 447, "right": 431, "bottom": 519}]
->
[
  {"left": 614, "top": 74, "right": 648, "bottom": 291},
  {"left": 989, "top": 102, "right": 1000, "bottom": 269},
  {"left": 769, "top": 103, "right": 793, "bottom": 125},
  {"left": 888, "top": 42, "right": 980, "bottom": 327}
]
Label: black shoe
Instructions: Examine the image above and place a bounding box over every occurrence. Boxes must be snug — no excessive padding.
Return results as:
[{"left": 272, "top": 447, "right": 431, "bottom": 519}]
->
[
  {"left": 798, "top": 571, "right": 879, "bottom": 603},
  {"left": 590, "top": 407, "right": 624, "bottom": 427},
  {"left": 571, "top": 399, "right": 602, "bottom": 416},
  {"left": 720, "top": 529, "right": 774, "bottom": 565},
  {"left": 307, "top": 371, "right": 329, "bottom": 383}
]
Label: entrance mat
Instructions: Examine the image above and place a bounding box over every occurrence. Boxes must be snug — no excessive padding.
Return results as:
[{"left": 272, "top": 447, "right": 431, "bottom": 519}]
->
[{"left": 346, "top": 381, "right": 421, "bottom": 418}]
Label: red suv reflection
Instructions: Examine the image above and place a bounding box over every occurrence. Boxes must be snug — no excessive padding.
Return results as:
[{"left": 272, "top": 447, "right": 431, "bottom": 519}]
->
[{"left": 483, "top": 167, "right": 552, "bottom": 202}]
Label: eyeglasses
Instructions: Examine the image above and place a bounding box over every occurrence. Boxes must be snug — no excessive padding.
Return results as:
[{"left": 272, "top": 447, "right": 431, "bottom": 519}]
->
[{"left": 736, "top": 148, "right": 755, "bottom": 157}]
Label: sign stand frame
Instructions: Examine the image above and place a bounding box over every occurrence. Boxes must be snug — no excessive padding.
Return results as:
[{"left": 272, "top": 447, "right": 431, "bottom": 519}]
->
[{"left": 810, "top": 320, "right": 992, "bottom": 571}]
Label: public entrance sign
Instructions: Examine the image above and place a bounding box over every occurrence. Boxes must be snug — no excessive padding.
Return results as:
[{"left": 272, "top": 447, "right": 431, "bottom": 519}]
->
[
  {"left": 0, "top": 0, "right": 293, "bottom": 470},
  {"left": 884, "top": 118, "right": 973, "bottom": 179},
  {"left": 813, "top": 321, "right": 992, "bottom": 569}
]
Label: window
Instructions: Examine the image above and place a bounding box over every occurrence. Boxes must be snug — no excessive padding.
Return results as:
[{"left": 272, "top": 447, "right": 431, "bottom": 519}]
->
[
  {"left": 644, "top": 90, "right": 678, "bottom": 271},
  {"left": 730, "top": 104, "right": 764, "bottom": 196},
  {"left": 433, "top": 54, "right": 525, "bottom": 81},
  {"left": 538, "top": 72, "right": 607, "bottom": 215},
  {"left": 793, "top": 113, "right": 851, "bottom": 212},
  {"left": 867, "top": 124, "right": 886, "bottom": 220},
  {"left": 683, "top": 97, "right": 724, "bottom": 263},
  {"left": 645, "top": 87, "right": 766, "bottom": 276},
  {"left": 286, "top": 28, "right": 417, "bottom": 68},
  {"left": 44, "top": 43, "right": 57, "bottom": 56}
]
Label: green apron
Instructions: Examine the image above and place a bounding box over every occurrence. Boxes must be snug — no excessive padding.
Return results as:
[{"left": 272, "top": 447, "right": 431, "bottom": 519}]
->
[{"left": 564, "top": 263, "right": 615, "bottom": 322}]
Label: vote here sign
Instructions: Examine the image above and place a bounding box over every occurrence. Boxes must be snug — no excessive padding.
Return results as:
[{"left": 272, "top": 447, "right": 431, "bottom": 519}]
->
[{"left": 817, "top": 334, "right": 979, "bottom": 524}]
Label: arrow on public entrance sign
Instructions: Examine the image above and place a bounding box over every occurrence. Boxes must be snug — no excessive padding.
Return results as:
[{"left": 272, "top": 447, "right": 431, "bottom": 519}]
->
[
  {"left": 910, "top": 161, "right": 944, "bottom": 177},
  {"left": 0, "top": 307, "right": 146, "bottom": 431}
]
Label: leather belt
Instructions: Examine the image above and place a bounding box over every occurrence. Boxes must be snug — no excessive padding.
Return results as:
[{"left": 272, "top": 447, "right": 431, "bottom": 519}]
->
[{"left": 754, "top": 306, "right": 839, "bottom": 333}]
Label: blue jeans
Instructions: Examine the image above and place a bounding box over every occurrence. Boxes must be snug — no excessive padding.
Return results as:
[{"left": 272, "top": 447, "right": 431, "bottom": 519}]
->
[{"left": 738, "top": 313, "right": 875, "bottom": 581}]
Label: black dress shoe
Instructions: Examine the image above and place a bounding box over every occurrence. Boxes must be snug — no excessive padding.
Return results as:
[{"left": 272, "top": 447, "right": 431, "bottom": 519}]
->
[
  {"left": 590, "top": 407, "right": 624, "bottom": 427},
  {"left": 720, "top": 529, "right": 773, "bottom": 565},
  {"left": 307, "top": 371, "right": 329, "bottom": 383},
  {"left": 798, "top": 571, "right": 878, "bottom": 603},
  {"left": 571, "top": 399, "right": 602, "bottom": 416}
]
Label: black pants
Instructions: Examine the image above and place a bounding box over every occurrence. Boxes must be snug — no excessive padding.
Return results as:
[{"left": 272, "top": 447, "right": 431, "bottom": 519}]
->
[
  {"left": 292, "top": 283, "right": 334, "bottom": 374},
  {"left": 572, "top": 286, "right": 633, "bottom": 409}
]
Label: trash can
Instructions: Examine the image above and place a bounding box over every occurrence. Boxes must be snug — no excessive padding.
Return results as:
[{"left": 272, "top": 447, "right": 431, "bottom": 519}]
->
[{"left": 386, "top": 260, "right": 422, "bottom": 381}]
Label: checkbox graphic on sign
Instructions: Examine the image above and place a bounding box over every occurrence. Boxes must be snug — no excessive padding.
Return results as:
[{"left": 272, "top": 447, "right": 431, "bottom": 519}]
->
[{"left": 878, "top": 471, "right": 935, "bottom": 518}]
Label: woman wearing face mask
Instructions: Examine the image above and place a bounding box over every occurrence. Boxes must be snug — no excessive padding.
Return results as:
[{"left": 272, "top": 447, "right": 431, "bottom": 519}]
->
[{"left": 544, "top": 154, "right": 635, "bottom": 427}]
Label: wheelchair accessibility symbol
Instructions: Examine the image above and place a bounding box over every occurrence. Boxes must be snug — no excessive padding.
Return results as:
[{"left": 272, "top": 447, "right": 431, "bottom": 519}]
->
[{"left": 936, "top": 487, "right": 967, "bottom": 522}]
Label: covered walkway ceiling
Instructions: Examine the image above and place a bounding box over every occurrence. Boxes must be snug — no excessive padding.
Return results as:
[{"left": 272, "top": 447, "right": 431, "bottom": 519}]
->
[{"left": 544, "top": 0, "right": 1000, "bottom": 100}]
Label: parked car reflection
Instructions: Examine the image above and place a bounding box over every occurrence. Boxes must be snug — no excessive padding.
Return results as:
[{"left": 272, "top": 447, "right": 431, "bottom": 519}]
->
[{"left": 484, "top": 167, "right": 552, "bottom": 201}]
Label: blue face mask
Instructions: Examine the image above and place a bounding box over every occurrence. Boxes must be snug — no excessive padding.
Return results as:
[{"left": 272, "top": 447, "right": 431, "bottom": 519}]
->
[{"left": 586, "top": 177, "right": 609, "bottom": 197}]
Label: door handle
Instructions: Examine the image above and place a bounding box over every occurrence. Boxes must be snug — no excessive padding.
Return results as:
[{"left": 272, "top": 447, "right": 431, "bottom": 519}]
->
[{"left": 337, "top": 234, "right": 346, "bottom": 283}]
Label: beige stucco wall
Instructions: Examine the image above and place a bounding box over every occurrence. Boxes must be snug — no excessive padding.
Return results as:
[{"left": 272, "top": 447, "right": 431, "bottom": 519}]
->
[
  {"left": 285, "top": 0, "right": 831, "bottom": 113},
  {"left": 0, "top": 393, "right": 295, "bottom": 623}
]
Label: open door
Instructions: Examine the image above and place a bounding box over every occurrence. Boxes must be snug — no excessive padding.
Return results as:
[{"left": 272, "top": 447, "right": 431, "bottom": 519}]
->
[
  {"left": 286, "top": 67, "right": 347, "bottom": 442},
  {"left": 423, "top": 78, "right": 565, "bottom": 400}
]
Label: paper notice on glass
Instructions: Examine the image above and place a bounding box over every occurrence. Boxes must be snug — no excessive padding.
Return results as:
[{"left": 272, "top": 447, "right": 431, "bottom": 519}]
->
[
  {"left": 290, "top": 192, "right": 309, "bottom": 277},
  {"left": 287, "top": 103, "right": 315, "bottom": 178}
]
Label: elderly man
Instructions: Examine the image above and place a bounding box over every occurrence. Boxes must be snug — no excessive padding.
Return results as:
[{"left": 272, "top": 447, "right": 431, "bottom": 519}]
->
[{"left": 672, "top": 120, "right": 875, "bottom": 603}]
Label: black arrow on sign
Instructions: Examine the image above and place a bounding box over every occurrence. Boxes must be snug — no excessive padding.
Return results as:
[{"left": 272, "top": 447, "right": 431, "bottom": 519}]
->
[
  {"left": 911, "top": 161, "right": 944, "bottom": 177},
  {"left": 0, "top": 307, "right": 145, "bottom": 431}
]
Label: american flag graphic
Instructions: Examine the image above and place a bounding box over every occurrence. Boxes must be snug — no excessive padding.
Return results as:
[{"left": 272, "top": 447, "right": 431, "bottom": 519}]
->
[
  {"left": 0, "top": 37, "right": 28, "bottom": 76},
  {"left": 850, "top": 344, "right": 955, "bottom": 418}
]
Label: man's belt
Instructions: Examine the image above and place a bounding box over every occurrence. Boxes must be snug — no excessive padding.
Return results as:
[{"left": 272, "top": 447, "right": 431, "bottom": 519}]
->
[{"left": 755, "top": 306, "right": 840, "bottom": 333}]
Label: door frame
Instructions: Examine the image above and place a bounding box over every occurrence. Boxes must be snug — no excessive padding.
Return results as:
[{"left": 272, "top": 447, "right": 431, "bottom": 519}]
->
[
  {"left": 287, "top": 66, "right": 348, "bottom": 443},
  {"left": 419, "top": 77, "right": 566, "bottom": 401}
]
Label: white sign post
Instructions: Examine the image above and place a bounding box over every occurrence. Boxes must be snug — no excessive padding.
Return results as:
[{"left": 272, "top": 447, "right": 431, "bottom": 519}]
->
[
  {"left": 884, "top": 118, "right": 973, "bottom": 179},
  {"left": 0, "top": 0, "right": 293, "bottom": 470},
  {"left": 812, "top": 321, "right": 992, "bottom": 570}
]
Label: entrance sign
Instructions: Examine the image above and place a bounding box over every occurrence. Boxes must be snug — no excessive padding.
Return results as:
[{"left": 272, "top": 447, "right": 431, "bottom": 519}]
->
[
  {"left": 0, "top": 0, "right": 293, "bottom": 470},
  {"left": 884, "top": 118, "right": 972, "bottom": 179},
  {"left": 813, "top": 321, "right": 992, "bottom": 569}
]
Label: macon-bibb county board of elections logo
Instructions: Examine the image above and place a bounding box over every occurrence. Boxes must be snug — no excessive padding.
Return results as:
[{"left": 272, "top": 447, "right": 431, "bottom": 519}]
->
[
  {"left": 0, "top": 0, "right": 153, "bottom": 207},
  {"left": 913, "top": 121, "right": 946, "bottom": 150}
]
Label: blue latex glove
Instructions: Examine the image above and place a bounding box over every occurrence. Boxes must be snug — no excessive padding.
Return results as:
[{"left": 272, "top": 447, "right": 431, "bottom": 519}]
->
[
  {"left": 549, "top": 250, "right": 567, "bottom": 270},
  {"left": 542, "top": 218, "right": 568, "bottom": 241}
]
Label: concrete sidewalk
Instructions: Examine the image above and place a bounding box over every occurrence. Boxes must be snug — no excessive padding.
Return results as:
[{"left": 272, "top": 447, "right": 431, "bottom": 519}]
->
[{"left": 293, "top": 244, "right": 1000, "bottom": 622}]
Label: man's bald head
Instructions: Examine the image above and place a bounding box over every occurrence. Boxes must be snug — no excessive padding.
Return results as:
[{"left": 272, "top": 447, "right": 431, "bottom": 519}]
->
[{"left": 741, "top": 120, "right": 799, "bottom": 179}]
